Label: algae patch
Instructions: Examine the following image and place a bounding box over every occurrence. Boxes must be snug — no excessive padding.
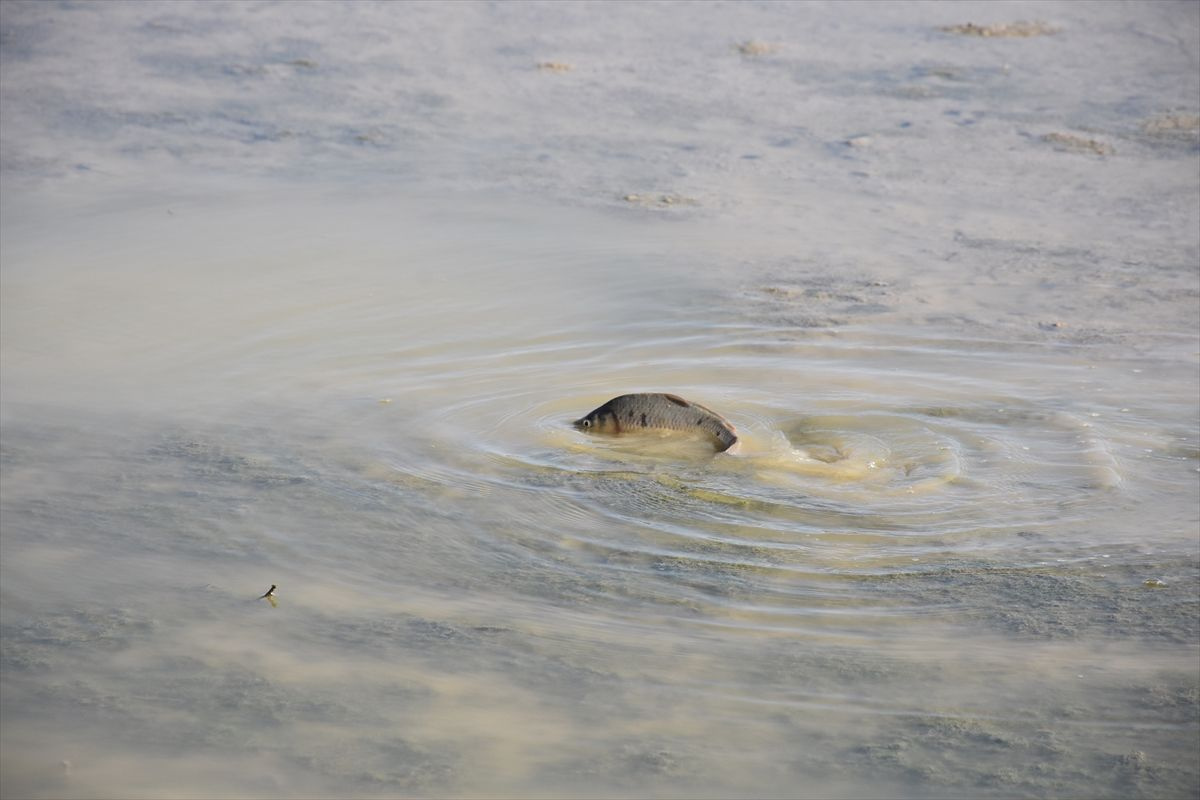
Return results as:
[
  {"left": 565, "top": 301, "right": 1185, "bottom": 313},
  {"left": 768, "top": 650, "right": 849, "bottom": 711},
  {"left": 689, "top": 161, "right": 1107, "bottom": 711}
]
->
[{"left": 940, "top": 21, "right": 1058, "bottom": 38}]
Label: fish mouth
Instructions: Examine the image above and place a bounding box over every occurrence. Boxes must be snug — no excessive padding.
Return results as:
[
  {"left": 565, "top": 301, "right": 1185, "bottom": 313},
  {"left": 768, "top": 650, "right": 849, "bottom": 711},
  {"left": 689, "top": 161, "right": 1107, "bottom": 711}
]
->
[{"left": 571, "top": 418, "right": 587, "bottom": 430}]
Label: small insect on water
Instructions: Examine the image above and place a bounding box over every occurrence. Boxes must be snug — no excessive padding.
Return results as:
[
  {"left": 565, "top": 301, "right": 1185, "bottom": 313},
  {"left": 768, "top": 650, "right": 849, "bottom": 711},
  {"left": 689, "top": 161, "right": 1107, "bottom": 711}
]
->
[
  {"left": 574, "top": 393, "right": 740, "bottom": 453},
  {"left": 259, "top": 584, "right": 277, "bottom": 607}
]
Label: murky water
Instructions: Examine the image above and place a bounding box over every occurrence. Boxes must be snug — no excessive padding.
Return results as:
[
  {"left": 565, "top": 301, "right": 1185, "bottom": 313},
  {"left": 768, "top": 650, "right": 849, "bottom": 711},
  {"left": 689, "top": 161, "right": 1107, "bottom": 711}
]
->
[{"left": 3, "top": 2, "right": 1198, "bottom": 799}]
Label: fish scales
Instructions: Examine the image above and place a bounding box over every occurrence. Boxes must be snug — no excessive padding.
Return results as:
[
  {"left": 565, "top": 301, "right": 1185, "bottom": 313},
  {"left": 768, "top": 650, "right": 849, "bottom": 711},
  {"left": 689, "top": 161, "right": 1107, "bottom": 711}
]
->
[{"left": 573, "top": 393, "right": 739, "bottom": 452}]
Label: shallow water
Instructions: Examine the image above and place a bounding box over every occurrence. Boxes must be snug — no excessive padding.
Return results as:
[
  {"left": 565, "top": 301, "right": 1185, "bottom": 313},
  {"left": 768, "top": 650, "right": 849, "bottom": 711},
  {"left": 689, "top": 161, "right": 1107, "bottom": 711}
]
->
[{"left": 2, "top": 2, "right": 1199, "bottom": 799}]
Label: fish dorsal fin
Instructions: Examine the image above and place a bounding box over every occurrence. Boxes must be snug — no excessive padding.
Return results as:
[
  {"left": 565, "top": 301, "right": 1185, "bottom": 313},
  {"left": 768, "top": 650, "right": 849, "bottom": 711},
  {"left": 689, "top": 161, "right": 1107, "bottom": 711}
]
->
[{"left": 663, "top": 393, "right": 690, "bottom": 407}]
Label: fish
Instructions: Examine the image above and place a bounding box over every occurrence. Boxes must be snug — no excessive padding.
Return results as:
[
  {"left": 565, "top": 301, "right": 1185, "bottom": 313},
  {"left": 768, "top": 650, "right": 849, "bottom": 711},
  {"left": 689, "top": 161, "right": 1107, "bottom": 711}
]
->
[{"left": 573, "top": 393, "right": 740, "bottom": 453}]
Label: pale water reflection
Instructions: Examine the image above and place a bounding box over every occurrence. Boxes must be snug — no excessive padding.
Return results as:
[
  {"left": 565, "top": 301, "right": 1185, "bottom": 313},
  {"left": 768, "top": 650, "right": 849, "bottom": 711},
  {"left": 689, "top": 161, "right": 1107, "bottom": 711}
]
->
[{"left": 2, "top": 1, "right": 1198, "bottom": 798}]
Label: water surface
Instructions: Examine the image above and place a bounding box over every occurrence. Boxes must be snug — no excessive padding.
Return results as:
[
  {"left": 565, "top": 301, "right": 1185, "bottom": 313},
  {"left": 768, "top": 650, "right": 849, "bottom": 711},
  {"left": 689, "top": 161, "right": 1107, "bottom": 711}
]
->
[{"left": 2, "top": 2, "right": 1198, "bottom": 798}]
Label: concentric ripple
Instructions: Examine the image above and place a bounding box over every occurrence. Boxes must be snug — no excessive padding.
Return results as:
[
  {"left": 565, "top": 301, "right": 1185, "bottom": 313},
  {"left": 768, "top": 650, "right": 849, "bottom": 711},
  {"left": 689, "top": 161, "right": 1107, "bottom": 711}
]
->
[{"left": 355, "top": 329, "right": 1131, "bottom": 627}]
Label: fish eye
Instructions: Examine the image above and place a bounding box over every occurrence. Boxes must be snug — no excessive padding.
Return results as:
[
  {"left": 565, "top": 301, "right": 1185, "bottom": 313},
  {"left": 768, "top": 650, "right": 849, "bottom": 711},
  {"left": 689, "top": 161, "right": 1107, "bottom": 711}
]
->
[{"left": 581, "top": 419, "right": 591, "bottom": 428}]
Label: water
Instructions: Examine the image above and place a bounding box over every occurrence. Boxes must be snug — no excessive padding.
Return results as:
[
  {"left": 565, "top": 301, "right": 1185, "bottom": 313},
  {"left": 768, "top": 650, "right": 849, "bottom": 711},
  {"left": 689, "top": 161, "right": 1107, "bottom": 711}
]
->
[{"left": 2, "top": 2, "right": 1198, "bottom": 798}]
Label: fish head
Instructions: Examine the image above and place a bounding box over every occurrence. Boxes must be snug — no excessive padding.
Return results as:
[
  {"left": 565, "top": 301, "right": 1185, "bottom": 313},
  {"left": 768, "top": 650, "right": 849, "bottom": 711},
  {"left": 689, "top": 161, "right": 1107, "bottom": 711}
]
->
[{"left": 573, "top": 405, "right": 619, "bottom": 433}]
